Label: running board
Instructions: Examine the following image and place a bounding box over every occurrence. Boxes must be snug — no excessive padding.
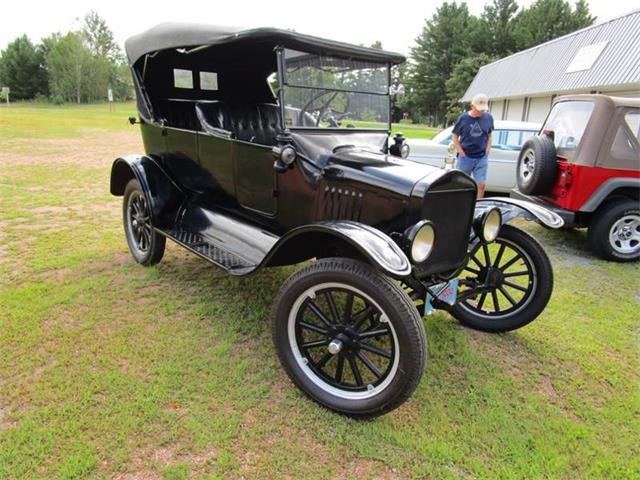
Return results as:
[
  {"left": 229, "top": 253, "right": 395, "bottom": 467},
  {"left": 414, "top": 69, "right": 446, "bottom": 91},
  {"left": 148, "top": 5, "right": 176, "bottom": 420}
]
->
[
  {"left": 161, "top": 228, "right": 256, "bottom": 274},
  {"left": 159, "top": 204, "right": 280, "bottom": 275}
]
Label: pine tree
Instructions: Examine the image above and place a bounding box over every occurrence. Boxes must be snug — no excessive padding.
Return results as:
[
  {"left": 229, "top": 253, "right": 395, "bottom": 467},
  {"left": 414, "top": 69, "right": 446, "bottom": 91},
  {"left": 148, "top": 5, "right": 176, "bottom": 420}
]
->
[
  {"left": 410, "top": 2, "right": 479, "bottom": 125},
  {"left": 478, "top": 0, "right": 520, "bottom": 57},
  {"left": 513, "top": 0, "right": 595, "bottom": 50},
  {"left": 0, "top": 35, "right": 48, "bottom": 99},
  {"left": 445, "top": 54, "right": 494, "bottom": 124}
]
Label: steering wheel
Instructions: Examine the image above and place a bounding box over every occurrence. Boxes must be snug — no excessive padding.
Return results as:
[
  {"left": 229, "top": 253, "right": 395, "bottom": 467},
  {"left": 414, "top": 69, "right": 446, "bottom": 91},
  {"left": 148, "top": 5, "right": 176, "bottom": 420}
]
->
[
  {"left": 320, "top": 109, "right": 353, "bottom": 127},
  {"left": 300, "top": 91, "right": 350, "bottom": 127}
]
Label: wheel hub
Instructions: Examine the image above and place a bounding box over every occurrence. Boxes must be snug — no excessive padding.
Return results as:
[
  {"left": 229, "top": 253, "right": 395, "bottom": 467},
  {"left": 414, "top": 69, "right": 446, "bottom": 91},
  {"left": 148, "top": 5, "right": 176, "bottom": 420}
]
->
[
  {"left": 479, "top": 266, "right": 504, "bottom": 288},
  {"left": 327, "top": 331, "right": 357, "bottom": 353},
  {"left": 328, "top": 339, "right": 343, "bottom": 355},
  {"left": 618, "top": 225, "right": 633, "bottom": 240},
  {"left": 291, "top": 284, "right": 398, "bottom": 397},
  {"left": 609, "top": 214, "right": 640, "bottom": 254}
]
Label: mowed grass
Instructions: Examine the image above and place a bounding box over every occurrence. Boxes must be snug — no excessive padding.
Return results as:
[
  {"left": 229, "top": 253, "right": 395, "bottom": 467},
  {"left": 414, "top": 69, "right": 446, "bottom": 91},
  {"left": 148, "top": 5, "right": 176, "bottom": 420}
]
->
[
  {"left": 0, "top": 103, "right": 638, "bottom": 479},
  {"left": 347, "top": 119, "right": 438, "bottom": 139}
]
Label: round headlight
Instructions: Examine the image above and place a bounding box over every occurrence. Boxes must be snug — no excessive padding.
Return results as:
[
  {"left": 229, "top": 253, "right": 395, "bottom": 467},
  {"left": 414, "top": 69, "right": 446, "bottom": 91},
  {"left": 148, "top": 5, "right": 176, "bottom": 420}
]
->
[
  {"left": 481, "top": 208, "right": 502, "bottom": 242},
  {"left": 400, "top": 143, "right": 410, "bottom": 159},
  {"left": 407, "top": 221, "right": 436, "bottom": 263}
]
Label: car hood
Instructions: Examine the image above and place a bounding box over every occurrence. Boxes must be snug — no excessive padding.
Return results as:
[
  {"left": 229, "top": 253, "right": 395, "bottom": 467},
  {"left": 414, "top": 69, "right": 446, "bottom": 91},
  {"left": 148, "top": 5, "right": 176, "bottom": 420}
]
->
[{"left": 325, "top": 148, "right": 454, "bottom": 197}]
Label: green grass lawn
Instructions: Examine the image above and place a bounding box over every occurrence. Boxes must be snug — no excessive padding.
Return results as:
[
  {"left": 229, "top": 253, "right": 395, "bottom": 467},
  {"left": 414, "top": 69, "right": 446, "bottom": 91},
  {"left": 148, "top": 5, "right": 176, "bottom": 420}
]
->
[
  {"left": 343, "top": 119, "right": 438, "bottom": 139},
  {"left": 0, "top": 103, "right": 638, "bottom": 479}
]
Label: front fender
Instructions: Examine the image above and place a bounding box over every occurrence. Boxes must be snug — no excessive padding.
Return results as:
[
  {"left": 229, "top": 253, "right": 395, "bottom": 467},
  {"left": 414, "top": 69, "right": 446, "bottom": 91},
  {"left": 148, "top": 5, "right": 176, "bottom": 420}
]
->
[
  {"left": 475, "top": 197, "right": 564, "bottom": 229},
  {"left": 262, "top": 221, "right": 412, "bottom": 278},
  {"left": 110, "top": 155, "right": 184, "bottom": 228}
]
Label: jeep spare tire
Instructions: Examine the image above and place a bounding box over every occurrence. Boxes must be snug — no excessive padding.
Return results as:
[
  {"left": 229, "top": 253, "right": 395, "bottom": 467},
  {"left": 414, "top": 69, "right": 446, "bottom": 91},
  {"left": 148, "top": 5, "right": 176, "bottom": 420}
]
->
[{"left": 516, "top": 135, "right": 557, "bottom": 195}]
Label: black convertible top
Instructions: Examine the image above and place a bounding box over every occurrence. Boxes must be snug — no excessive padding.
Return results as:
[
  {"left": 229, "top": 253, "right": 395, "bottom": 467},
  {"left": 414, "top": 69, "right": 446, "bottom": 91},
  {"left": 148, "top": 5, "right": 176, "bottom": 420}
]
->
[{"left": 125, "top": 23, "right": 406, "bottom": 66}]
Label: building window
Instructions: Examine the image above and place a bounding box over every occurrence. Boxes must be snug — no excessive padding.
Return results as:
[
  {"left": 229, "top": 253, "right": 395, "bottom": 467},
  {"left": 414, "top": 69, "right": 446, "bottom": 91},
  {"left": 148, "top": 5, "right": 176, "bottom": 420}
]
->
[
  {"left": 502, "top": 99, "right": 509, "bottom": 120},
  {"left": 522, "top": 97, "right": 531, "bottom": 122}
]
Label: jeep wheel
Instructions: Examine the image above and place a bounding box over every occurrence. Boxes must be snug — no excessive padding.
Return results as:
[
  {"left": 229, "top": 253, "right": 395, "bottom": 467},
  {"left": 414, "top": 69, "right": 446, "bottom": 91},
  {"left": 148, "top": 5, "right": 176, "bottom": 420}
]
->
[
  {"left": 588, "top": 200, "right": 640, "bottom": 262},
  {"left": 516, "top": 136, "right": 557, "bottom": 195},
  {"left": 123, "top": 178, "right": 165, "bottom": 266},
  {"left": 272, "top": 258, "right": 426, "bottom": 418},
  {"left": 450, "top": 225, "right": 553, "bottom": 332}
]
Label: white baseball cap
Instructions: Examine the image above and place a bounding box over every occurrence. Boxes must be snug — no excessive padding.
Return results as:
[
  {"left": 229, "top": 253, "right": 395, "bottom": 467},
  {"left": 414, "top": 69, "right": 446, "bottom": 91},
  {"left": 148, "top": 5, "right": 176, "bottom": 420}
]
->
[{"left": 472, "top": 93, "right": 490, "bottom": 112}]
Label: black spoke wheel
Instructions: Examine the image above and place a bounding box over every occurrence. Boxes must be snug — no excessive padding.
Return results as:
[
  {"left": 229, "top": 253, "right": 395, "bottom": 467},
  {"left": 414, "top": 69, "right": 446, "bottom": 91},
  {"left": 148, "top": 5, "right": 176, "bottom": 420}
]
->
[
  {"left": 450, "top": 225, "right": 553, "bottom": 332},
  {"left": 123, "top": 179, "right": 165, "bottom": 266},
  {"left": 272, "top": 258, "right": 426, "bottom": 418},
  {"left": 294, "top": 286, "right": 396, "bottom": 393}
]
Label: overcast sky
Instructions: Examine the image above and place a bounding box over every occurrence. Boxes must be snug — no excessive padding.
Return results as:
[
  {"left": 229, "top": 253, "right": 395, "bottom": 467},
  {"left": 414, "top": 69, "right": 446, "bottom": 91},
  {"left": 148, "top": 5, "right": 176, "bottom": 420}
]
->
[{"left": 1, "top": 0, "right": 636, "bottom": 55}]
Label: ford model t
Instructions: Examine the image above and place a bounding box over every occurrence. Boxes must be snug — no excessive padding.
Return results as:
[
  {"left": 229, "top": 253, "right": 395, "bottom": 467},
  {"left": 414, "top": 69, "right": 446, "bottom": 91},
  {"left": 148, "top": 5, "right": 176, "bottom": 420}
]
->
[{"left": 111, "top": 23, "right": 562, "bottom": 417}]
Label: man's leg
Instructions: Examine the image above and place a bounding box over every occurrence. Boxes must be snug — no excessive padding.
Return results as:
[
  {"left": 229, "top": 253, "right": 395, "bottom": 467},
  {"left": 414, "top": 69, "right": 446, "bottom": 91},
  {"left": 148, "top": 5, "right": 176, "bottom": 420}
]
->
[
  {"left": 472, "top": 155, "right": 489, "bottom": 199},
  {"left": 455, "top": 156, "right": 473, "bottom": 176}
]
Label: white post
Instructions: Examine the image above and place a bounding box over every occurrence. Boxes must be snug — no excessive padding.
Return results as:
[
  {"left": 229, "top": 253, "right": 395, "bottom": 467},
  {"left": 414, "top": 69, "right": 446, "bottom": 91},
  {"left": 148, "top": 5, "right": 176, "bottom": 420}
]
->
[{"left": 107, "top": 87, "right": 113, "bottom": 112}]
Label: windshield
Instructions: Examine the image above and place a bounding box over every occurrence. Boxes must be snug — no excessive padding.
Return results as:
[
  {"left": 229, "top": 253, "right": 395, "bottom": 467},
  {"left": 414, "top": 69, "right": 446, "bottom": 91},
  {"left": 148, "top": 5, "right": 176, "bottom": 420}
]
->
[
  {"left": 282, "top": 49, "right": 390, "bottom": 130},
  {"left": 543, "top": 101, "right": 594, "bottom": 150}
]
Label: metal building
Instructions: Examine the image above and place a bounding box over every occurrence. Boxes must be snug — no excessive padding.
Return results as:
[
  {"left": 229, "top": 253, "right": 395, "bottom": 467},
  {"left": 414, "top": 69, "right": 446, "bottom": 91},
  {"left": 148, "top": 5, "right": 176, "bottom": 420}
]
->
[{"left": 462, "top": 9, "right": 640, "bottom": 123}]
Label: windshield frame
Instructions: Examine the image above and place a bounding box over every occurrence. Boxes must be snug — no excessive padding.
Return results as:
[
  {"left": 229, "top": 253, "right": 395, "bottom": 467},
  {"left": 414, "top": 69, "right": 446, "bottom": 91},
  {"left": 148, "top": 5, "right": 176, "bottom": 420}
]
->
[{"left": 276, "top": 47, "right": 392, "bottom": 133}]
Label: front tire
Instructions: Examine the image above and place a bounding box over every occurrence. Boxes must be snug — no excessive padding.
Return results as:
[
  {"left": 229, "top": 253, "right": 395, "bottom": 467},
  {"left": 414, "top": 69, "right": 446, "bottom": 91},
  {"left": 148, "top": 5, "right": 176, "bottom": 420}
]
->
[
  {"left": 123, "top": 178, "right": 165, "bottom": 266},
  {"left": 272, "top": 258, "right": 426, "bottom": 418},
  {"left": 588, "top": 200, "right": 640, "bottom": 262},
  {"left": 450, "top": 225, "right": 553, "bottom": 332}
]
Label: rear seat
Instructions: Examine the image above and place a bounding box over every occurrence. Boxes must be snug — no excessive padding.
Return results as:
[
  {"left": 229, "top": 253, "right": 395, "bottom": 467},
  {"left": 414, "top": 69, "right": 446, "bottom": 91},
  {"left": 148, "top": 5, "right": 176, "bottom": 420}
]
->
[
  {"left": 156, "top": 100, "right": 201, "bottom": 131},
  {"left": 196, "top": 101, "right": 281, "bottom": 146}
]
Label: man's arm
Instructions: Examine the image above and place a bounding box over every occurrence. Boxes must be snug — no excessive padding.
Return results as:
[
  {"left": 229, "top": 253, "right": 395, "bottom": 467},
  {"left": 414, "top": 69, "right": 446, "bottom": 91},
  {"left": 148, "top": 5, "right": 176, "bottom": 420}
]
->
[
  {"left": 452, "top": 134, "right": 465, "bottom": 157},
  {"left": 486, "top": 113, "right": 494, "bottom": 156}
]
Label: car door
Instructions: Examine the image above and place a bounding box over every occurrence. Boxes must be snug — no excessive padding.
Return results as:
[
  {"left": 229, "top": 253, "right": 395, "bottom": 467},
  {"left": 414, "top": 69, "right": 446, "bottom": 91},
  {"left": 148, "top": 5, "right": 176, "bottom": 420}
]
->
[
  {"left": 233, "top": 140, "right": 278, "bottom": 216},
  {"left": 197, "top": 131, "right": 235, "bottom": 201},
  {"left": 408, "top": 129, "right": 452, "bottom": 168},
  {"left": 488, "top": 129, "right": 536, "bottom": 192}
]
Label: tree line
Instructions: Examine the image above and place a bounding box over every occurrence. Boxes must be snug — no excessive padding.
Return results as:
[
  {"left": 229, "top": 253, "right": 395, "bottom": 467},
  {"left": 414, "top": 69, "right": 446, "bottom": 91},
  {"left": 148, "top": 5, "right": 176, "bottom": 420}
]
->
[
  {"left": 0, "top": 11, "right": 131, "bottom": 103},
  {"left": 402, "top": 0, "right": 595, "bottom": 125},
  {"left": 1, "top": 1, "right": 595, "bottom": 125}
]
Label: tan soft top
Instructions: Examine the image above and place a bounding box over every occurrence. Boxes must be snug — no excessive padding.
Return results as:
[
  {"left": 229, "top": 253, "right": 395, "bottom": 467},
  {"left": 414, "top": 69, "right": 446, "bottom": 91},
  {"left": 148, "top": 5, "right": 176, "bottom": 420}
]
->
[{"left": 554, "top": 94, "right": 640, "bottom": 109}]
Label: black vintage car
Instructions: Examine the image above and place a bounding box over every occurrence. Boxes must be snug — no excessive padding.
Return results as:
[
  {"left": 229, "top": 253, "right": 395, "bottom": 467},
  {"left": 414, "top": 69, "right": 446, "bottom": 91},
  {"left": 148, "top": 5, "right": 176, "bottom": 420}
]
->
[{"left": 111, "top": 23, "right": 562, "bottom": 417}]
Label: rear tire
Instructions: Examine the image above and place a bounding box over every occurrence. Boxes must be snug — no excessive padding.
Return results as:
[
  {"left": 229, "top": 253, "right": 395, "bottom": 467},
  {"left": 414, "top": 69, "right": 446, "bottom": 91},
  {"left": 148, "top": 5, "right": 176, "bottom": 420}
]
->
[
  {"left": 516, "top": 136, "right": 557, "bottom": 195},
  {"left": 123, "top": 178, "right": 165, "bottom": 266},
  {"left": 272, "top": 258, "right": 426, "bottom": 418},
  {"left": 588, "top": 200, "right": 640, "bottom": 262}
]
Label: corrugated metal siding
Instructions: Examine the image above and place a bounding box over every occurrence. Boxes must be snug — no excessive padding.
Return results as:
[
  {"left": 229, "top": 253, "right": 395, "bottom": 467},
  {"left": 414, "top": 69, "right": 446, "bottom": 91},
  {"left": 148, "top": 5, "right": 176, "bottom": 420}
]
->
[{"left": 462, "top": 10, "right": 640, "bottom": 101}]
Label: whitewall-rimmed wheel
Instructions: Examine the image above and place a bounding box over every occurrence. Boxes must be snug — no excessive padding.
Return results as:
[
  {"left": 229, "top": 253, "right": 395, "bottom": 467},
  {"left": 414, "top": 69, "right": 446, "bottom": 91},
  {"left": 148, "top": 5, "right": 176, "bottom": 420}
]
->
[
  {"left": 287, "top": 282, "right": 400, "bottom": 400},
  {"left": 272, "top": 258, "right": 426, "bottom": 418}
]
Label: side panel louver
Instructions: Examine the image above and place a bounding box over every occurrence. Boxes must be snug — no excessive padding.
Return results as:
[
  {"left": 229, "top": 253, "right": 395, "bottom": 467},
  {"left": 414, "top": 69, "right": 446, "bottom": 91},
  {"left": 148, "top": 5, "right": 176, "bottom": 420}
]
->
[{"left": 321, "top": 186, "right": 364, "bottom": 221}]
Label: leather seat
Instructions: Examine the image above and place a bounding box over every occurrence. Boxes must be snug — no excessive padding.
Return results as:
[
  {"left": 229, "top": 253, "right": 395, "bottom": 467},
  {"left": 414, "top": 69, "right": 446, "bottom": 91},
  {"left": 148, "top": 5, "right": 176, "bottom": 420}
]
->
[
  {"left": 157, "top": 100, "right": 200, "bottom": 131},
  {"left": 196, "top": 101, "right": 281, "bottom": 145}
]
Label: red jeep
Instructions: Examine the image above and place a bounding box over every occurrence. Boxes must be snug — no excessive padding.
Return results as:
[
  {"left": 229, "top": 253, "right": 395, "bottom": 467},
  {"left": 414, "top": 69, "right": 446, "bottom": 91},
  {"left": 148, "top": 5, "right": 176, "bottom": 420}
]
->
[{"left": 513, "top": 94, "right": 640, "bottom": 262}]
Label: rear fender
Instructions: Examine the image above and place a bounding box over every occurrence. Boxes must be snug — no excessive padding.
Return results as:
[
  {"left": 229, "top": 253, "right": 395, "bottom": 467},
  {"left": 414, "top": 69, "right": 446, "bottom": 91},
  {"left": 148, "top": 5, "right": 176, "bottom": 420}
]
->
[
  {"left": 475, "top": 197, "right": 564, "bottom": 229},
  {"left": 110, "top": 155, "right": 185, "bottom": 228},
  {"left": 263, "top": 221, "right": 411, "bottom": 278}
]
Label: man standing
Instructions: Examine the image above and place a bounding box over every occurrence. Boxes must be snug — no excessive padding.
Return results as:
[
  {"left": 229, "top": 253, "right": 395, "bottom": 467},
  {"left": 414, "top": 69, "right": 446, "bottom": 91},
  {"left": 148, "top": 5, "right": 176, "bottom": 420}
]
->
[{"left": 452, "top": 94, "right": 494, "bottom": 198}]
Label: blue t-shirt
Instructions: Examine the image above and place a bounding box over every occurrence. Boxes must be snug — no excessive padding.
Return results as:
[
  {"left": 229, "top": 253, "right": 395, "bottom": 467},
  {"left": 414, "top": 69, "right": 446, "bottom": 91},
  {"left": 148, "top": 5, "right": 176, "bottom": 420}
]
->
[{"left": 452, "top": 112, "right": 494, "bottom": 158}]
